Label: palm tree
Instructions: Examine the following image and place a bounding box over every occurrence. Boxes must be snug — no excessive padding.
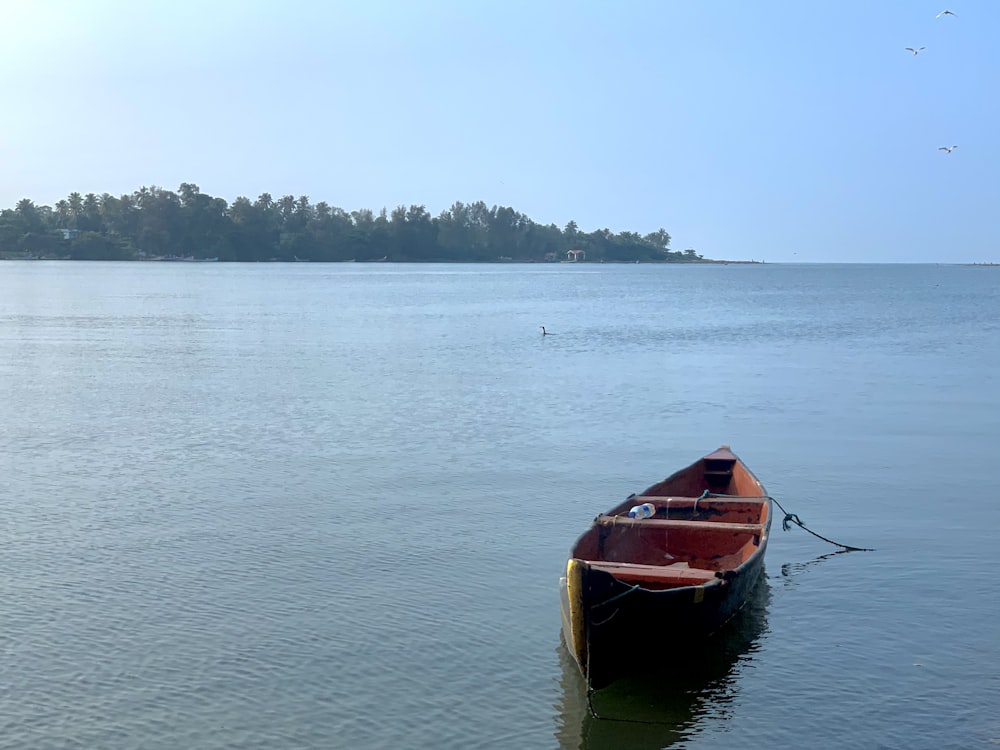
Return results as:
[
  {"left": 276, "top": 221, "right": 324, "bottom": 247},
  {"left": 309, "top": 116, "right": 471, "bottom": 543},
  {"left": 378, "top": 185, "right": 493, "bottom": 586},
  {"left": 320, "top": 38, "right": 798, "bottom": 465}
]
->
[
  {"left": 54, "top": 199, "right": 70, "bottom": 227},
  {"left": 67, "top": 192, "right": 83, "bottom": 227}
]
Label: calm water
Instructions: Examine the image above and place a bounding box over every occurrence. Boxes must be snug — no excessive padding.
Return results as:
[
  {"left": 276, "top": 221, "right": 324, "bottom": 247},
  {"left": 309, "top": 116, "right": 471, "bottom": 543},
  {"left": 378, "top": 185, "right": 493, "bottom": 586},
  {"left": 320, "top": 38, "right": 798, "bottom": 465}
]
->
[{"left": 0, "top": 261, "right": 998, "bottom": 749}]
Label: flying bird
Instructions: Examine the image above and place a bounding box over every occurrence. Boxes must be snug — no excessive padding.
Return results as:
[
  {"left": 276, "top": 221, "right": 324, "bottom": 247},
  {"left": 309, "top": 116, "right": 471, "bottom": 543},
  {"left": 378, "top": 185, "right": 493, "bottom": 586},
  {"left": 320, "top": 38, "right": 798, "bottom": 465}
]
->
[
  {"left": 938, "top": 145, "right": 957, "bottom": 154},
  {"left": 936, "top": 10, "right": 956, "bottom": 17},
  {"left": 905, "top": 47, "right": 926, "bottom": 55}
]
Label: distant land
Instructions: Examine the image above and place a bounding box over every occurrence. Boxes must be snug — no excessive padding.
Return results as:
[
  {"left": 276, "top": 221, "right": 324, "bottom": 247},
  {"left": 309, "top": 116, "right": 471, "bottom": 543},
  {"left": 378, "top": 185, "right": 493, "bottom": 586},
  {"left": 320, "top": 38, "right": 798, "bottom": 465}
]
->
[{"left": 0, "top": 184, "right": 714, "bottom": 264}]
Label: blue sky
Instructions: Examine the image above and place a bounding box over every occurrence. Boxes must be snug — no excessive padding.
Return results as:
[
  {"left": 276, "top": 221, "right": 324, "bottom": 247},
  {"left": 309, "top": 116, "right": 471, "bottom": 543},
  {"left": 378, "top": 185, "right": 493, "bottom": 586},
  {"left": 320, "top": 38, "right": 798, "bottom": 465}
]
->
[{"left": 1, "top": 0, "right": 997, "bottom": 262}]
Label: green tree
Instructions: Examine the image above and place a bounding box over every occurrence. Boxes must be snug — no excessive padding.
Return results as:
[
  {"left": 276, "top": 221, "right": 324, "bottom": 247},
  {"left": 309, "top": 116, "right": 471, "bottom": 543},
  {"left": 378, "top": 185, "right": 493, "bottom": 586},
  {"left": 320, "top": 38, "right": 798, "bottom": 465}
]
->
[
  {"left": 644, "top": 229, "right": 671, "bottom": 249},
  {"left": 67, "top": 192, "right": 83, "bottom": 227},
  {"left": 68, "top": 231, "right": 132, "bottom": 260}
]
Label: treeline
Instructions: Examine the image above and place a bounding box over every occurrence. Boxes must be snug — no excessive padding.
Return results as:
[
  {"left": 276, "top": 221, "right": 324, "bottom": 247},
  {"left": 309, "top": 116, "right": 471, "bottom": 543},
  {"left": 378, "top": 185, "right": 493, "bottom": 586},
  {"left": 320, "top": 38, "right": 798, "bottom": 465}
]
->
[{"left": 0, "top": 184, "right": 703, "bottom": 263}]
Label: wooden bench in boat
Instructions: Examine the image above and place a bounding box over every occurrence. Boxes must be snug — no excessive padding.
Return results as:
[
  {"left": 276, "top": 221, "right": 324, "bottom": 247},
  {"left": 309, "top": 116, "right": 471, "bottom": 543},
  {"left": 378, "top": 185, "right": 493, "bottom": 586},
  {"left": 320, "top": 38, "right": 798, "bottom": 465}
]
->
[
  {"left": 595, "top": 514, "right": 766, "bottom": 534},
  {"left": 631, "top": 495, "right": 769, "bottom": 506},
  {"left": 588, "top": 561, "right": 719, "bottom": 585}
]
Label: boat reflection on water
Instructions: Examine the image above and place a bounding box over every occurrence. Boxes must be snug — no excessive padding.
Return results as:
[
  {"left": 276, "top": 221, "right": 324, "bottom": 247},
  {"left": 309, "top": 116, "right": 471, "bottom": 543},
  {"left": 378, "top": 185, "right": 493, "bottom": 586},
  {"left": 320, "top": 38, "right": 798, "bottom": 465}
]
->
[{"left": 554, "top": 572, "right": 771, "bottom": 750}]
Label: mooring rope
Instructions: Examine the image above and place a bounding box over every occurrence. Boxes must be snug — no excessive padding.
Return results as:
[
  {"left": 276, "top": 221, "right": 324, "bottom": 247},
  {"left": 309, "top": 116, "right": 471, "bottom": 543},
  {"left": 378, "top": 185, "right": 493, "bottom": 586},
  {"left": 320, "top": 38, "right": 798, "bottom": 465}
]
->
[
  {"left": 592, "top": 584, "right": 641, "bottom": 610},
  {"left": 705, "top": 490, "right": 874, "bottom": 552}
]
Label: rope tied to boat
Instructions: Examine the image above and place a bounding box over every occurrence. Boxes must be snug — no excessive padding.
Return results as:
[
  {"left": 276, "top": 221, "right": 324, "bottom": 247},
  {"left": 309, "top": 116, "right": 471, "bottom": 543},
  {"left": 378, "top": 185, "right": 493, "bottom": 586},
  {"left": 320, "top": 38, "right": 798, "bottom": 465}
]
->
[
  {"left": 693, "top": 490, "right": 705, "bottom": 513},
  {"left": 782, "top": 512, "right": 803, "bottom": 531},
  {"left": 706, "top": 492, "right": 874, "bottom": 552},
  {"left": 592, "top": 584, "right": 641, "bottom": 611}
]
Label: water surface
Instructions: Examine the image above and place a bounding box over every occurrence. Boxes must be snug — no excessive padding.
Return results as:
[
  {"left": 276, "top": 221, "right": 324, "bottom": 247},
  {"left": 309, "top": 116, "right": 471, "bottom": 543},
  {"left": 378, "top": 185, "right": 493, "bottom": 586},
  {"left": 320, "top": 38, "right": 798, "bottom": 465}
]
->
[{"left": 0, "top": 261, "right": 997, "bottom": 749}]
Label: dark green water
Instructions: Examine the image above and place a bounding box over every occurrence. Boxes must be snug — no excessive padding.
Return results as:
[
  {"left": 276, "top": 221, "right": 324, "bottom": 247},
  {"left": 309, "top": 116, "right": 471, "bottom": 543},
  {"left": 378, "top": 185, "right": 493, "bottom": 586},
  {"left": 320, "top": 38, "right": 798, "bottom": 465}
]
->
[{"left": 1, "top": 261, "right": 997, "bottom": 749}]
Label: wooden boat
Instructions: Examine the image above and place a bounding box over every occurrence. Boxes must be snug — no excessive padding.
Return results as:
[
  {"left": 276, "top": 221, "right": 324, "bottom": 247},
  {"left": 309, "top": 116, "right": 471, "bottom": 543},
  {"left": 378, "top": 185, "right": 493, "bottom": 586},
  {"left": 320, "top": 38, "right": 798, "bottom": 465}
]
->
[{"left": 559, "top": 446, "right": 772, "bottom": 690}]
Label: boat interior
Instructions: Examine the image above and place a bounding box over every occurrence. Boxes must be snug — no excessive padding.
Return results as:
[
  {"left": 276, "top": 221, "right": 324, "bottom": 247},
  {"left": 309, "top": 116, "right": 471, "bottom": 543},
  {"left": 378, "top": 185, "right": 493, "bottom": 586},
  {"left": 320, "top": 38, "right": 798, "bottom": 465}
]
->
[{"left": 570, "top": 451, "right": 770, "bottom": 591}]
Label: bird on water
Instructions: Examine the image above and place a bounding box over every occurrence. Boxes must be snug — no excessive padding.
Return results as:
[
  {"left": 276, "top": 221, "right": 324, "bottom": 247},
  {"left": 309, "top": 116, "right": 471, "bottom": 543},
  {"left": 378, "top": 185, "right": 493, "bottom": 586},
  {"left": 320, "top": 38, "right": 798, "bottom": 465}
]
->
[{"left": 540, "top": 326, "right": 555, "bottom": 336}]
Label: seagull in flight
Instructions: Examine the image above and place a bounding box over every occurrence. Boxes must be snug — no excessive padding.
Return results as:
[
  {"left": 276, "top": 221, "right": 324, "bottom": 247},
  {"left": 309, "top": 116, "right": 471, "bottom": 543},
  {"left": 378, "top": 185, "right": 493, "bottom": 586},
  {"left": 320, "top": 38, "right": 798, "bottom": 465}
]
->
[
  {"left": 905, "top": 47, "right": 926, "bottom": 55},
  {"left": 938, "top": 145, "right": 957, "bottom": 154},
  {"left": 936, "top": 10, "right": 956, "bottom": 17}
]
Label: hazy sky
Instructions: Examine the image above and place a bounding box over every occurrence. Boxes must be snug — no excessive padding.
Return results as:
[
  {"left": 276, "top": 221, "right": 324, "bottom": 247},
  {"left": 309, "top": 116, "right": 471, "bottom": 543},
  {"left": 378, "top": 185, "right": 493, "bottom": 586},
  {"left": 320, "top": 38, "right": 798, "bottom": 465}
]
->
[{"left": 2, "top": 1, "right": 997, "bottom": 262}]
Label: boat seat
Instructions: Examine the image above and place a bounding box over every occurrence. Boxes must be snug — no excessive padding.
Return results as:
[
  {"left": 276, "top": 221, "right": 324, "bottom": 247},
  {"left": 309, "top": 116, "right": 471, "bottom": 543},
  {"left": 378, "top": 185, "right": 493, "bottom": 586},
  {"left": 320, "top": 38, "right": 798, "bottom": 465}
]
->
[
  {"left": 633, "top": 495, "right": 769, "bottom": 505},
  {"left": 588, "top": 561, "right": 719, "bottom": 585},
  {"left": 595, "top": 515, "right": 765, "bottom": 534}
]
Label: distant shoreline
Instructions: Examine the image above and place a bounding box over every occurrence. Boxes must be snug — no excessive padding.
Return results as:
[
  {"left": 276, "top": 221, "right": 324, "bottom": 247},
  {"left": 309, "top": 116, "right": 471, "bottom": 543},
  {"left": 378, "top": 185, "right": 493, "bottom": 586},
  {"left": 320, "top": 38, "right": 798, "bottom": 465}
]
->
[
  {"left": 1, "top": 256, "right": 993, "bottom": 265},
  {"left": 1, "top": 187, "right": 694, "bottom": 264},
  {"left": 0, "top": 256, "right": 760, "bottom": 265}
]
